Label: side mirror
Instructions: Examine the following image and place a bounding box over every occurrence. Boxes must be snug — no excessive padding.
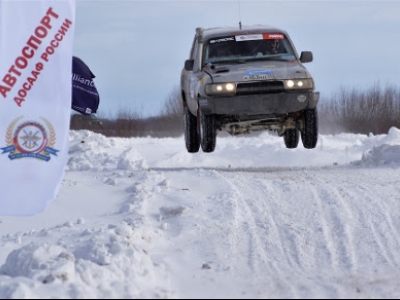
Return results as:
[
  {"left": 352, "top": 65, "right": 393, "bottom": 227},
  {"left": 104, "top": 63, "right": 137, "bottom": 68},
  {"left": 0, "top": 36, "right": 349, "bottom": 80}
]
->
[
  {"left": 184, "top": 59, "right": 195, "bottom": 71},
  {"left": 300, "top": 51, "right": 313, "bottom": 63}
]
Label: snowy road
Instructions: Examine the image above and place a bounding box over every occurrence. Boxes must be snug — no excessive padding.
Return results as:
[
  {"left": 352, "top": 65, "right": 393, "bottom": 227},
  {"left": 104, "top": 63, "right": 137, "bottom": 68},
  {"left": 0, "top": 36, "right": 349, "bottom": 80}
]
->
[
  {"left": 144, "top": 167, "right": 400, "bottom": 298},
  {"left": 1, "top": 130, "right": 400, "bottom": 298}
]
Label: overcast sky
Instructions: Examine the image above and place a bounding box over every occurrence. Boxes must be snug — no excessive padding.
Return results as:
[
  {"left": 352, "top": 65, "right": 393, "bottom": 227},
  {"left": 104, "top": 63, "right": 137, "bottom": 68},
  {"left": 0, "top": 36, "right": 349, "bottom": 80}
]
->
[{"left": 73, "top": 0, "right": 400, "bottom": 117}]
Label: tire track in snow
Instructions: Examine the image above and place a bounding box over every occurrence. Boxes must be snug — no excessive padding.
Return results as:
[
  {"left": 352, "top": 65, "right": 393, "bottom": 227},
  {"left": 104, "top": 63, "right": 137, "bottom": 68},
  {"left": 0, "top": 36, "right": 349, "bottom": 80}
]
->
[
  {"left": 212, "top": 168, "right": 400, "bottom": 272},
  {"left": 210, "top": 167, "right": 400, "bottom": 294},
  {"left": 152, "top": 166, "right": 400, "bottom": 298},
  {"left": 214, "top": 170, "right": 299, "bottom": 297},
  {"left": 337, "top": 170, "right": 400, "bottom": 271},
  {"left": 305, "top": 168, "right": 400, "bottom": 276},
  {"left": 309, "top": 172, "right": 357, "bottom": 273},
  {"left": 215, "top": 172, "right": 282, "bottom": 273},
  {"left": 213, "top": 169, "right": 337, "bottom": 297}
]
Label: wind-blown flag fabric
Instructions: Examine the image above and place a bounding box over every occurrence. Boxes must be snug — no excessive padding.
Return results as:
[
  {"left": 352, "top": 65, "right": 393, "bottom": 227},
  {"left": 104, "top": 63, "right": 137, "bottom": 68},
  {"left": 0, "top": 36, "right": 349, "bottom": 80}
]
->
[
  {"left": 0, "top": 0, "right": 76, "bottom": 216},
  {"left": 72, "top": 56, "right": 100, "bottom": 115}
]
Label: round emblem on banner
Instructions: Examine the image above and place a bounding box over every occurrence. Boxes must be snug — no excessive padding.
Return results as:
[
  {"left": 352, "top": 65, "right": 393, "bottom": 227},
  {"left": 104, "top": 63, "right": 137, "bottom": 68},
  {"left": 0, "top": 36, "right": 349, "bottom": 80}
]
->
[
  {"left": 1, "top": 116, "right": 59, "bottom": 162},
  {"left": 13, "top": 122, "right": 48, "bottom": 154}
]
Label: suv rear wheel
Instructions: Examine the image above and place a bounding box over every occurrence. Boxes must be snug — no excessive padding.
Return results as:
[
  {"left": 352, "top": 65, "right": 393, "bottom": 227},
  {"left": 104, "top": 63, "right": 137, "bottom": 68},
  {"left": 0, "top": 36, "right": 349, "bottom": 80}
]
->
[
  {"left": 284, "top": 129, "right": 299, "bottom": 149},
  {"left": 301, "top": 108, "right": 318, "bottom": 149},
  {"left": 184, "top": 105, "right": 200, "bottom": 153},
  {"left": 199, "top": 109, "right": 217, "bottom": 153}
]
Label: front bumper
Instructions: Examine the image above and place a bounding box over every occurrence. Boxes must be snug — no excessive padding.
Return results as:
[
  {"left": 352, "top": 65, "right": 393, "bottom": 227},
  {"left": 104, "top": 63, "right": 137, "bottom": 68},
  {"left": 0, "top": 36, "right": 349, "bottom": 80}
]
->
[{"left": 199, "top": 91, "right": 320, "bottom": 115}]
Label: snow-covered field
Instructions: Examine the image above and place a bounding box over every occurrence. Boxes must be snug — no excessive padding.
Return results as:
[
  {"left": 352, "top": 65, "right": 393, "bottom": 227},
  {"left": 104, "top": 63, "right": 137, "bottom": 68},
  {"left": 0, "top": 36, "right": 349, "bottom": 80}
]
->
[{"left": 1, "top": 128, "right": 400, "bottom": 299}]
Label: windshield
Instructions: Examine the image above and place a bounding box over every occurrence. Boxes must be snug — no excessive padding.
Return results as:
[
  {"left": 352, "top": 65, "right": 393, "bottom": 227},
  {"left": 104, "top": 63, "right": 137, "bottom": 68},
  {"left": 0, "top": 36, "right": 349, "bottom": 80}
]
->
[{"left": 203, "top": 34, "right": 296, "bottom": 65}]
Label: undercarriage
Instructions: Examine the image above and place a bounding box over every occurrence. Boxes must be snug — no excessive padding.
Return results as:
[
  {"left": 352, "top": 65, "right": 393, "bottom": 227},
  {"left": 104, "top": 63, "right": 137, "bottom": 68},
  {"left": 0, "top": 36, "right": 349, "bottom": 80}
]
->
[{"left": 217, "top": 112, "right": 304, "bottom": 136}]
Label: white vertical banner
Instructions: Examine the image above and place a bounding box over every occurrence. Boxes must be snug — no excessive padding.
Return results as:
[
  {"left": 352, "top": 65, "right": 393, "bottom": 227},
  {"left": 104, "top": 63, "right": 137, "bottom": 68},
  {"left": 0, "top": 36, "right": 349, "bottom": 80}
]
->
[{"left": 0, "top": 0, "right": 76, "bottom": 216}]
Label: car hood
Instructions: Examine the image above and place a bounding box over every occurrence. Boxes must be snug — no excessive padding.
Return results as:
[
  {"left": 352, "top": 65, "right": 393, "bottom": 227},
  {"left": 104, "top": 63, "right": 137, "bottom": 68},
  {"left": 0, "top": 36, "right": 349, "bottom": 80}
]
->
[{"left": 207, "top": 60, "right": 311, "bottom": 83}]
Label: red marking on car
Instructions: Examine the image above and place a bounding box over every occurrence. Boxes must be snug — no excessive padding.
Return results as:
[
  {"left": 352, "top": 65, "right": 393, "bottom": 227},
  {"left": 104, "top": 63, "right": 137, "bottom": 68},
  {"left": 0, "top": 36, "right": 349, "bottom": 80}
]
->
[{"left": 263, "top": 34, "right": 285, "bottom": 40}]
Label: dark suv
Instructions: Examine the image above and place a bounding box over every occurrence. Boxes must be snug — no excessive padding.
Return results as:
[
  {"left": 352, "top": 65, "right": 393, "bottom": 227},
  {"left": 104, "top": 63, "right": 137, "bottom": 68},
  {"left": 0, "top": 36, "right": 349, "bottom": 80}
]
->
[{"left": 181, "top": 25, "right": 319, "bottom": 153}]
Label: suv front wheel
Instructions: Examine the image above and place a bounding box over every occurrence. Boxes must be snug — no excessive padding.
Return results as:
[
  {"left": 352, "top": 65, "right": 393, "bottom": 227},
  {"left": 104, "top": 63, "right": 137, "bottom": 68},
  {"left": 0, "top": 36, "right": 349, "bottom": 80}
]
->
[
  {"left": 184, "top": 105, "right": 200, "bottom": 153},
  {"left": 199, "top": 109, "right": 217, "bottom": 153},
  {"left": 301, "top": 108, "right": 318, "bottom": 149}
]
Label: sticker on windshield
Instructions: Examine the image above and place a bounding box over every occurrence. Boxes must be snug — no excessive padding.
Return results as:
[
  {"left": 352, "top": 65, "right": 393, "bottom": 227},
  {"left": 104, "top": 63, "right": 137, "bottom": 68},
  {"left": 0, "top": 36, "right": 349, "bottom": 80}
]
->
[
  {"left": 210, "top": 37, "right": 235, "bottom": 43},
  {"left": 235, "top": 34, "right": 263, "bottom": 42},
  {"left": 235, "top": 33, "right": 285, "bottom": 42}
]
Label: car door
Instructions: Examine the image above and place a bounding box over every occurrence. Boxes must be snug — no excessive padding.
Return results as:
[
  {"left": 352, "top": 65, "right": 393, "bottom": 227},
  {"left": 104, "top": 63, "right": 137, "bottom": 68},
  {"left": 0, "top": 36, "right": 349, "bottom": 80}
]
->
[
  {"left": 187, "top": 38, "right": 204, "bottom": 114},
  {"left": 181, "top": 36, "right": 197, "bottom": 112}
]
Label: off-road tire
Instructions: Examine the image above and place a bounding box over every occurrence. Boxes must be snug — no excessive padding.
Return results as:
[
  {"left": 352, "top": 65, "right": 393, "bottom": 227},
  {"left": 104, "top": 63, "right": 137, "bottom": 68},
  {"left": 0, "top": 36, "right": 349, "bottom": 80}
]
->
[
  {"left": 184, "top": 105, "right": 200, "bottom": 153},
  {"left": 284, "top": 129, "right": 299, "bottom": 149},
  {"left": 301, "top": 108, "right": 318, "bottom": 149},
  {"left": 199, "top": 109, "right": 217, "bottom": 153}
]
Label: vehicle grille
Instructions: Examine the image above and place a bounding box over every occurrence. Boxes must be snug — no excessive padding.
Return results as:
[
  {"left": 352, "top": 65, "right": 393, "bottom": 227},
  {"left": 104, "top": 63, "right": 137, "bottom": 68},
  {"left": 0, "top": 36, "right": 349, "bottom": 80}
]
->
[{"left": 236, "top": 81, "right": 285, "bottom": 95}]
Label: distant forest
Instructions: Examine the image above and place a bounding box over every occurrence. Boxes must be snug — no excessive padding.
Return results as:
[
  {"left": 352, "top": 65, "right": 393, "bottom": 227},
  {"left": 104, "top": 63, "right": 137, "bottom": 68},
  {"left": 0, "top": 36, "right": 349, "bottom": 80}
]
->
[{"left": 70, "top": 82, "right": 400, "bottom": 138}]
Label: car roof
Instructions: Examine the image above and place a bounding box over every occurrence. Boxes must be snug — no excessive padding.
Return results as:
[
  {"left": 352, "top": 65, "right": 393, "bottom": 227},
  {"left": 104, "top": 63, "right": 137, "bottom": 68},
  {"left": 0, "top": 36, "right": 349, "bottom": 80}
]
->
[{"left": 197, "top": 25, "right": 290, "bottom": 40}]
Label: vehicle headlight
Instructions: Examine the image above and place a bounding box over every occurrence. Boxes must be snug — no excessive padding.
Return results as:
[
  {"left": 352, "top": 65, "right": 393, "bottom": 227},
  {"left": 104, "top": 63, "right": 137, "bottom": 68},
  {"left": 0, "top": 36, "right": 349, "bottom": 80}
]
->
[
  {"left": 205, "top": 83, "right": 236, "bottom": 96},
  {"left": 284, "top": 79, "right": 314, "bottom": 90}
]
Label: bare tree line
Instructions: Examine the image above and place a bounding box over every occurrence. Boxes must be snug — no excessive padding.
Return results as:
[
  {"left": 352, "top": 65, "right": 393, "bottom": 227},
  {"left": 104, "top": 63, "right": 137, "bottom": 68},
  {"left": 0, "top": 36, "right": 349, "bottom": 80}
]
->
[
  {"left": 70, "top": 86, "right": 184, "bottom": 137},
  {"left": 71, "top": 81, "right": 400, "bottom": 137},
  {"left": 319, "top": 82, "right": 400, "bottom": 135}
]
